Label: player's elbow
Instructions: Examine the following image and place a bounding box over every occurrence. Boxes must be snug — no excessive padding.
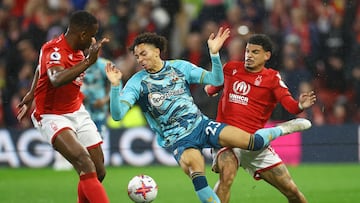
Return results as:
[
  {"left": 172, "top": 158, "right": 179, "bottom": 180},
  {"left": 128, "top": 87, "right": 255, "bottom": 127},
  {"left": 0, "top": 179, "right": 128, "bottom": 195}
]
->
[
  {"left": 111, "top": 113, "right": 122, "bottom": 121},
  {"left": 49, "top": 77, "right": 68, "bottom": 87}
]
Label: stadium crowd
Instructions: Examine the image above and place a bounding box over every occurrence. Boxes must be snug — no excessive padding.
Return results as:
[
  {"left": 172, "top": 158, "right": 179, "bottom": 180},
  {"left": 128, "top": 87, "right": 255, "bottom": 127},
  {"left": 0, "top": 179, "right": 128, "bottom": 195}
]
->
[{"left": 0, "top": 0, "right": 359, "bottom": 129}]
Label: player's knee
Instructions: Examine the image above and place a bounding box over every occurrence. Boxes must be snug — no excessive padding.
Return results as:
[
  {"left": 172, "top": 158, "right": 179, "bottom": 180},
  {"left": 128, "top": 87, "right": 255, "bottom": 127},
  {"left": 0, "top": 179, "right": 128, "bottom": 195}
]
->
[
  {"left": 73, "top": 152, "right": 95, "bottom": 172},
  {"left": 219, "top": 167, "right": 237, "bottom": 187}
]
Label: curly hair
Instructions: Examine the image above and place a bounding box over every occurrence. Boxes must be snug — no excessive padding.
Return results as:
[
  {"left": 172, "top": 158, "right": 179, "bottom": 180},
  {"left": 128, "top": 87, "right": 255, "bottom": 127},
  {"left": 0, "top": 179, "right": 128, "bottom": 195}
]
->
[
  {"left": 129, "top": 32, "right": 167, "bottom": 53},
  {"left": 248, "top": 34, "right": 273, "bottom": 53}
]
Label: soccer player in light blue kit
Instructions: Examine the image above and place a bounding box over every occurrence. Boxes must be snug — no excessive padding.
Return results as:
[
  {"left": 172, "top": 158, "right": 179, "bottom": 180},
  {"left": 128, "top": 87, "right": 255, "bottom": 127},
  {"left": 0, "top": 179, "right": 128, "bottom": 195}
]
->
[
  {"left": 81, "top": 57, "right": 110, "bottom": 134},
  {"left": 106, "top": 27, "right": 311, "bottom": 202}
]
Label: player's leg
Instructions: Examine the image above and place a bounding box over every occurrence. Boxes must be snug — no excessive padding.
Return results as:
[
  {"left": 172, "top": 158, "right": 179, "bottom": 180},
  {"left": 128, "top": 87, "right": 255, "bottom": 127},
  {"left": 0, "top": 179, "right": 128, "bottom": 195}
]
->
[
  {"left": 88, "top": 146, "right": 106, "bottom": 182},
  {"left": 53, "top": 130, "right": 109, "bottom": 203},
  {"left": 212, "top": 148, "right": 239, "bottom": 203},
  {"left": 260, "top": 164, "right": 307, "bottom": 203},
  {"left": 218, "top": 118, "right": 311, "bottom": 150},
  {"left": 179, "top": 148, "right": 220, "bottom": 203}
]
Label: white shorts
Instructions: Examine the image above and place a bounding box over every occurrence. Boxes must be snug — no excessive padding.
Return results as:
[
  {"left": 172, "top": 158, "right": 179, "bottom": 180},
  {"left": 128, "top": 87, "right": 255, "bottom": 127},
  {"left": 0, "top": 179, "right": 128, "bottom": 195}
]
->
[
  {"left": 31, "top": 105, "right": 102, "bottom": 148},
  {"left": 212, "top": 146, "right": 283, "bottom": 180}
]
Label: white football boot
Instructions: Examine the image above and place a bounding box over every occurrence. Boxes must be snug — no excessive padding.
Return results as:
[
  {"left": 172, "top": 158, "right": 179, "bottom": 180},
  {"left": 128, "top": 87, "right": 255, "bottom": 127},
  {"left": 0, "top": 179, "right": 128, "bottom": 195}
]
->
[{"left": 277, "top": 118, "right": 312, "bottom": 135}]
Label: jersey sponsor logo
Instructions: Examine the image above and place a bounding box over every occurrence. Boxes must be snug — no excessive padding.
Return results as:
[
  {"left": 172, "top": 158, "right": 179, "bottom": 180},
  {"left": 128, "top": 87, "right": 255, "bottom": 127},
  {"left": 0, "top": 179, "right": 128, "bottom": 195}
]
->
[
  {"left": 233, "top": 81, "right": 250, "bottom": 95},
  {"left": 230, "top": 81, "right": 250, "bottom": 105},
  {"left": 229, "top": 93, "right": 249, "bottom": 105},
  {"left": 149, "top": 89, "right": 185, "bottom": 107}
]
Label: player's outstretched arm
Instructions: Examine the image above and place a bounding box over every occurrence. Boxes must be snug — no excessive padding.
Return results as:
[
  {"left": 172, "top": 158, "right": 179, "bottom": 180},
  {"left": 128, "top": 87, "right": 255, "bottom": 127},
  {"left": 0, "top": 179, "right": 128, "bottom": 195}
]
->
[{"left": 48, "top": 37, "right": 109, "bottom": 87}]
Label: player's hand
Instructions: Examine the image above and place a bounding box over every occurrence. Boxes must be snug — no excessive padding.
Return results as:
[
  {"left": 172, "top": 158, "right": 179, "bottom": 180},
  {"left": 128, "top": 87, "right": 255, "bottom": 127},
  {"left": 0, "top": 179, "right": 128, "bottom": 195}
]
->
[
  {"left": 87, "top": 37, "right": 110, "bottom": 65},
  {"left": 207, "top": 27, "right": 230, "bottom": 54},
  {"left": 299, "top": 91, "right": 316, "bottom": 109},
  {"left": 16, "top": 92, "right": 34, "bottom": 121},
  {"left": 105, "top": 62, "right": 123, "bottom": 86},
  {"left": 204, "top": 85, "right": 218, "bottom": 97}
]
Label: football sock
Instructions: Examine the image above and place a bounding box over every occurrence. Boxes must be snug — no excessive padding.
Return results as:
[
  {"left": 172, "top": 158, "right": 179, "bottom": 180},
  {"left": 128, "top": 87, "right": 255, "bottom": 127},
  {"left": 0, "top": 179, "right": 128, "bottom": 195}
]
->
[
  {"left": 249, "top": 127, "right": 282, "bottom": 150},
  {"left": 192, "top": 172, "right": 220, "bottom": 203},
  {"left": 79, "top": 172, "right": 109, "bottom": 203},
  {"left": 77, "top": 181, "right": 89, "bottom": 203}
]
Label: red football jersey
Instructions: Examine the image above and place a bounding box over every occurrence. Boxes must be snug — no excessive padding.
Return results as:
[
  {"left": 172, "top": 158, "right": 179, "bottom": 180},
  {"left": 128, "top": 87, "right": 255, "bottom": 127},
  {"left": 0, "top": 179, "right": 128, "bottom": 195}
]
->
[
  {"left": 214, "top": 61, "right": 301, "bottom": 133},
  {"left": 34, "top": 34, "right": 85, "bottom": 117}
]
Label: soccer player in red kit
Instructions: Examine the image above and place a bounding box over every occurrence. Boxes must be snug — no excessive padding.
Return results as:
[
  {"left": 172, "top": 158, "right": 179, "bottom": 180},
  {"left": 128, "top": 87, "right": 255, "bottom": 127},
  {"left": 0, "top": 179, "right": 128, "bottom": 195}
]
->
[
  {"left": 17, "top": 11, "right": 110, "bottom": 203},
  {"left": 205, "top": 34, "right": 316, "bottom": 203}
]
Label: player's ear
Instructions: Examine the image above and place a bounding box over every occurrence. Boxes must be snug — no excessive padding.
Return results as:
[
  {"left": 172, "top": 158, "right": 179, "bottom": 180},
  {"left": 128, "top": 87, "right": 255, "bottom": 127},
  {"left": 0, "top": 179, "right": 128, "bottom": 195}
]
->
[
  {"left": 265, "top": 51, "right": 271, "bottom": 61},
  {"left": 80, "top": 31, "right": 87, "bottom": 40},
  {"left": 155, "top": 47, "right": 161, "bottom": 57}
]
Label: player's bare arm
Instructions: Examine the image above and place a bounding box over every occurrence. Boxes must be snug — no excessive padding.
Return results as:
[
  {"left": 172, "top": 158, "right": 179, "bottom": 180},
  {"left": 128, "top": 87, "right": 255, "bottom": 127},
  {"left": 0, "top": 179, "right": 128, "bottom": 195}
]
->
[
  {"left": 17, "top": 67, "right": 39, "bottom": 121},
  {"left": 48, "top": 37, "right": 109, "bottom": 87}
]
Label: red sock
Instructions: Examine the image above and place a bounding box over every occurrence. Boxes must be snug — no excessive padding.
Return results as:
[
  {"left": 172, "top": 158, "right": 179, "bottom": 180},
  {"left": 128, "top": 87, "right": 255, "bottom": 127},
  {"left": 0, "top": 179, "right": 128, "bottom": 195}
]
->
[
  {"left": 79, "top": 172, "right": 109, "bottom": 203},
  {"left": 77, "top": 181, "right": 89, "bottom": 203}
]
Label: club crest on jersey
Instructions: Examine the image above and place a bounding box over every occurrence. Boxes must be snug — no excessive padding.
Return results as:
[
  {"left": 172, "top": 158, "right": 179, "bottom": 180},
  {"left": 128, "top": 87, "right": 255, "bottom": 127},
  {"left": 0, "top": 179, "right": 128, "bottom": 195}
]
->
[
  {"left": 232, "top": 69, "right": 237, "bottom": 75},
  {"left": 254, "top": 75, "right": 262, "bottom": 86},
  {"left": 73, "top": 72, "right": 84, "bottom": 86}
]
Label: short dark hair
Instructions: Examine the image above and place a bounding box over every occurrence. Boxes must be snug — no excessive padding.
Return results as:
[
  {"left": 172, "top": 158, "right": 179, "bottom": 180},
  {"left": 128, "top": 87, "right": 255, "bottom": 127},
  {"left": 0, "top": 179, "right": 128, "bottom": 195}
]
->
[
  {"left": 129, "top": 32, "right": 167, "bottom": 53},
  {"left": 248, "top": 34, "right": 273, "bottom": 53},
  {"left": 69, "top": 10, "right": 97, "bottom": 32}
]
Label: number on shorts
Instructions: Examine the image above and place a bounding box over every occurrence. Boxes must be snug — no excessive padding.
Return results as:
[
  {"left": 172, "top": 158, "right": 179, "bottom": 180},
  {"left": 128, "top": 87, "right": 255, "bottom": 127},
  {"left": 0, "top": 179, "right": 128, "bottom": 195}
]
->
[{"left": 205, "top": 121, "right": 221, "bottom": 136}]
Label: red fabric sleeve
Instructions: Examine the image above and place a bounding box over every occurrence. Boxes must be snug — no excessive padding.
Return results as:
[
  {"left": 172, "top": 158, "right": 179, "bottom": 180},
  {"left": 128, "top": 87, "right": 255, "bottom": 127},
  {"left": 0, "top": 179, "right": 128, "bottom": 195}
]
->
[
  {"left": 206, "top": 85, "right": 223, "bottom": 96},
  {"left": 280, "top": 95, "right": 302, "bottom": 115}
]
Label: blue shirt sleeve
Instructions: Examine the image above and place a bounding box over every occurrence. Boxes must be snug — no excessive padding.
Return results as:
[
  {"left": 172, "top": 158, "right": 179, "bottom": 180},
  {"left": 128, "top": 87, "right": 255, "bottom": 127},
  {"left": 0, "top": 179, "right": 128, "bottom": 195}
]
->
[
  {"left": 201, "top": 53, "right": 223, "bottom": 86},
  {"left": 110, "top": 74, "right": 141, "bottom": 120},
  {"left": 179, "top": 53, "right": 223, "bottom": 86}
]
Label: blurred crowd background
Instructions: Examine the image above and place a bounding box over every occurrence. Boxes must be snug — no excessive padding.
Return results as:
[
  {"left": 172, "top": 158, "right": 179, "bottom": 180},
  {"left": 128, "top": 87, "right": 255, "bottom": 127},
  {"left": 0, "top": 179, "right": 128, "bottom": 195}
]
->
[{"left": 0, "top": 0, "right": 359, "bottom": 130}]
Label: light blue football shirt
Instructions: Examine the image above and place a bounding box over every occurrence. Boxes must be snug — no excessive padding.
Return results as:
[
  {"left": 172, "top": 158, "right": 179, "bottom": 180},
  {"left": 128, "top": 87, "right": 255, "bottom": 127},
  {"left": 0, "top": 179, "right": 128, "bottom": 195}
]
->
[
  {"left": 110, "top": 55, "right": 223, "bottom": 147},
  {"left": 81, "top": 57, "right": 109, "bottom": 129}
]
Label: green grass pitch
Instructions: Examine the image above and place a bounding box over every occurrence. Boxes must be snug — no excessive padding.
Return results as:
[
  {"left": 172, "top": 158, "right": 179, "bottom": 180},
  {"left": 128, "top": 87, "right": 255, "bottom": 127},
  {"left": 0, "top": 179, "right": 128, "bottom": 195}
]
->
[{"left": 0, "top": 163, "right": 359, "bottom": 202}]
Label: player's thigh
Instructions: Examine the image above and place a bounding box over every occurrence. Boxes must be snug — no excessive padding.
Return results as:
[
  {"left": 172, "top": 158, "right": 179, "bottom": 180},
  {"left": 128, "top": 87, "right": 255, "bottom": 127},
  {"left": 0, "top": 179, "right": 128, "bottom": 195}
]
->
[
  {"left": 218, "top": 125, "right": 250, "bottom": 149},
  {"left": 260, "top": 164, "right": 295, "bottom": 192},
  {"left": 179, "top": 148, "right": 205, "bottom": 175},
  {"left": 53, "top": 129, "right": 91, "bottom": 164}
]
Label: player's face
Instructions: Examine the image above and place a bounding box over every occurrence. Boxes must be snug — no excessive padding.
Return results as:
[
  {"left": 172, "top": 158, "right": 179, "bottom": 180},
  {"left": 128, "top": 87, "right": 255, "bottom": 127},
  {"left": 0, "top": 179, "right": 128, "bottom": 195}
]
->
[
  {"left": 133, "top": 43, "right": 162, "bottom": 73},
  {"left": 79, "top": 23, "right": 99, "bottom": 51},
  {"left": 244, "top": 43, "right": 270, "bottom": 72}
]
